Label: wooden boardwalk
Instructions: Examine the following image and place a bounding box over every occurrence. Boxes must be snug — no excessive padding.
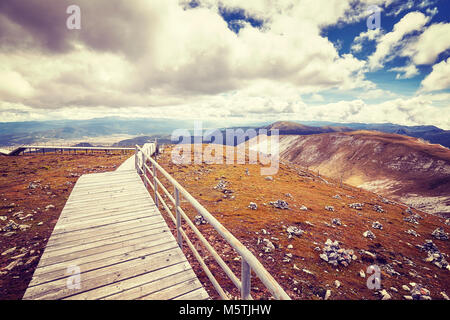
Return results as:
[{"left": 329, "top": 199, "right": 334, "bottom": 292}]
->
[{"left": 23, "top": 169, "right": 208, "bottom": 300}]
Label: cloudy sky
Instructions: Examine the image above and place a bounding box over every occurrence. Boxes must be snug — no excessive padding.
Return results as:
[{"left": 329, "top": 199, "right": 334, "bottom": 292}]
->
[{"left": 0, "top": 0, "right": 449, "bottom": 128}]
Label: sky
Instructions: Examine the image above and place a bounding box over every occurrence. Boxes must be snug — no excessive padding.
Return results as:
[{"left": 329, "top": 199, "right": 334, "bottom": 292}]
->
[{"left": 0, "top": 0, "right": 449, "bottom": 128}]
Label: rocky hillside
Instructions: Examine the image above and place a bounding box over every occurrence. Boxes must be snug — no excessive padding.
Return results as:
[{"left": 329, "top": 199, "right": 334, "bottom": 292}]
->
[
  {"left": 248, "top": 131, "right": 450, "bottom": 216},
  {"left": 156, "top": 145, "right": 450, "bottom": 300}
]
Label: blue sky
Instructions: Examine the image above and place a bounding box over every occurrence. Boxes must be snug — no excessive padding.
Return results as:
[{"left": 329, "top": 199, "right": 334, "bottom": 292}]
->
[{"left": 0, "top": 0, "right": 449, "bottom": 128}]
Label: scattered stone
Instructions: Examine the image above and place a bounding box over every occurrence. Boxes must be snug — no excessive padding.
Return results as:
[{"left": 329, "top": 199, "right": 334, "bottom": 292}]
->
[
  {"left": 363, "top": 230, "right": 376, "bottom": 239},
  {"left": 390, "top": 287, "right": 398, "bottom": 293},
  {"left": 324, "top": 206, "right": 335, "bottom": 212},
  {"left": 406, "top": 229, "right": 420, "bottom": 237},
  {"left": 3, "top": 259, "right": 22, "bottom": 271},
  {"left": 1, "top": 220, "right": 19, "bottom": 232},
  {"left": 245, "top": 168, "right": 250, "bottom": 176},
  {"left": 28, "top": 182, "right": 38, "bottom": 189},
  {"left": 332, "top": 195, "right": 341, "bottom": 199},
  {"left": 1, "top": 247, "right": 16, "bottom": 256},
  {"left": 331, "top": 218, "right": 342, "bottom": 226},
  {"left": 25, "top": 256, "right": 38, "bottom": 265},
  {"left": 248, "top": 202, "right": 258, "bottom": 210},
  {"left": 380, "top": 289, "right": 391, "bottom": 300},
  {"left": 324, "top": 290, "right": 331, "bottom": 300},
  {"left": 403, "top": 295, "right": 413, "bottom": 300},
  {"left": 319, "top": 239, "right": 356, "bottom": 267},
  {"left": 286, "top": 225, "right": 303, "bottom": 237},
  {"left": 19, "top": 224, "right": 30, "bottom": 231},
  {"left": 299, "top": 205, "right": 308, "bottom": 211},
  {"left": 0, "top": 216, "right": 6, "bottom": 221},
  {"left": 372, "top": 221, "right": 383, "bottom": 230},
  {"left": 373, "top": 205, "right": 384, "bottom": 213},
  {"left": 440, "top": 292, "right": 449, "bottom": 300},
  {"left": 349, "top": 203, "right": 364, "bottom": 210},
  {"left": 418, "top": 240, "right": 450, "bottom": 270},
  {"left": 381, "top": 198, "right": 391, "bottom": 204},
  {"left": 194, "top": 215, "right": 208, "bottom": 226},
  {"left": 360, "top": 250, "right": 376, "bottom": 259},
  {"left": 302, "top": 268, "right": 314, "bottom": 275},
  {"left": 410, "top": 284, "right": 431, "bottom": 300},
  {"left": 270, "top": 200, "right": 289, "bottom": 210},
  {"left": 334, "top": 280, "right": 341, "bottom": 288},
  {"left": 431, "top": 227, "right": 448, "bottom": 241},
  {"left": 264, "top": 176, "right": 273, "bottom": 181},
  {"left": 287, "top": 244, "right": 293, "bottom": 249},
  {"left": 261, "top": 239, "right": 275, "bottom": 253},
  {"left": 285, "top": 193, "right": 292, "bottom": 198},
  {"left": 45, "top": 204, "right": 55, "bottom": 211},
  {"left": 359, "top": 270, "right": 366, "bottom": 278},
  {"left": 214, "top": 180, "right": 228, "bottom": 191},
  {"left": 383, "top": 263, "right": 401, "bottom": 276},
  {"left": 445, "top": 219, "right": 450, "bottom": 226}
]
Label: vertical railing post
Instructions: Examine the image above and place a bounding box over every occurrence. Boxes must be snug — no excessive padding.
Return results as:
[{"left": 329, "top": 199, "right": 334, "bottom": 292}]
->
[
  {"left": 174, "top": 187, "right": 182, "bottom": 248},
  {"left": 135, "top": 146, "right": 139, "bottom": 172},
  {"left": 153, "top": 162, "right": 158, "bottom": 208},
  {"left": 241, "top": 258, "right": 251, "bottom": 300}
]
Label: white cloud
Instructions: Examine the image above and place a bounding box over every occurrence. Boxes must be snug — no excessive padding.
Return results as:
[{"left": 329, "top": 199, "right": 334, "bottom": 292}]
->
[
  {"left": 389, "top": 64, "right": 419, "bottom": 79},
  {"left": 420, "top": 58, "right": 450, "bottom": 92},
  {"left": 368, "top": 11, "right": 430, "bottom": 70},
  {"left": 401, "top": 22, "right": 450, "bottom": 65}
]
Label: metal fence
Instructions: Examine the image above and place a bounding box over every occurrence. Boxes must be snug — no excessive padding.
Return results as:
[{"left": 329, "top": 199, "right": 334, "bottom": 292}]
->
[{"left": 135, "top": 143, "right": 290, "bottom": 300}]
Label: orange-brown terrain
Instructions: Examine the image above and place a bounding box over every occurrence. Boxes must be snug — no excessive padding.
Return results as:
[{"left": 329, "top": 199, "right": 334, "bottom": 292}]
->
[
  {"left": 153, "top": 145, "right": 450, "bottom": 300},
  {"left": 0, "top": 151, "right": 133, "bottom": 299},
  {"left": 0, "top": 144, "right": 448, "bottom": 300}
]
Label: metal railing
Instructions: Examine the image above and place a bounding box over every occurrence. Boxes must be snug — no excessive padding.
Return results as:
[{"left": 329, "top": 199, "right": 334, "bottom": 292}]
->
[{"left": 135, "top": 143, "right": 290, "bottom": 300}]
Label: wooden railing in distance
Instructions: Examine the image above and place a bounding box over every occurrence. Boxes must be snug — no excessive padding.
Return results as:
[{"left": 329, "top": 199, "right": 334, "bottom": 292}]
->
[{"left": 135, "top": 144, "right": 291, "bottom": 300}]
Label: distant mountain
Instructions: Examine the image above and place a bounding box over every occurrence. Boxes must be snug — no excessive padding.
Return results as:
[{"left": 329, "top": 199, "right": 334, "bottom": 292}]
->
[
  {"left": 265, "top": 121, "right": 352, "bottom": 135},
  {"left": 1, "top": 117, "right": 449, "bottom": 149},
  {"left": 290, "top": 121, "right": 450, "bottom": 148},
  {"left": 113, "top": 135, "right": 172, "bottom": 147},
  {"left": 248, "top": 130, "right": 450, "bottom": 216}
]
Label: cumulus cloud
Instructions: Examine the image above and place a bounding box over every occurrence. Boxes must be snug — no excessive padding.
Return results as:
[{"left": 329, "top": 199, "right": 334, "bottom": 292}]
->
[
  {"left": 368, "top": 11, "right": 430, "bottom": 70},
  {"left": 0, "top": 0, "right": 448, "bottom": 130},
  {"left": 401, "top": 22, "right": 450, "bottom": 65},
  {"left": 420, "top": 58, "right": 450, "bottom": 92},
  {"left": 0, "top": 0, "right": 374, "bottom": 110}
]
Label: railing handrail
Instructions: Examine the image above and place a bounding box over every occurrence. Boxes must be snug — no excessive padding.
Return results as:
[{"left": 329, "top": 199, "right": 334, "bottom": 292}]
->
[{"left": 135, "top": 143, "right": 290, "bottom": 300}]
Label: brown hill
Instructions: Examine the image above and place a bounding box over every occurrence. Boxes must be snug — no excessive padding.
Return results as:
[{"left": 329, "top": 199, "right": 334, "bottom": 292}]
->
[
  {"left": 265, "top": 121, "right": 352, "bottom": 135},
  {"left": 250, "top": 131, "right": 450, "bottom": 216},
  {"left": 156, "top": 144, "right": 450, "bottom": 300}
]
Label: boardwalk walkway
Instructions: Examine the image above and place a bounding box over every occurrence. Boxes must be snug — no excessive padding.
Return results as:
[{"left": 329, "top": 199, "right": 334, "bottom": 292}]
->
[{"left": 23, "top": 168, "right": 208, "bottom": 300}]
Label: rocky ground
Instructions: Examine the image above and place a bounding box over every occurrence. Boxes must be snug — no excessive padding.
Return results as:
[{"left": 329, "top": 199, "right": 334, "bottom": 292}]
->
[
  {"left": 0, "top": 152, "right": 132, "bottom": 299},
  {"left": 154, "top": 145, "right": 450, "bottom": 300}
]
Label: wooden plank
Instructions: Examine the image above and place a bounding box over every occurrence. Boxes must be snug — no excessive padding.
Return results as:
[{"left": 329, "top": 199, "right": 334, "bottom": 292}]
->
[
  {"left": 103, "top": 268, "right": 198, "bottom": 300},
  {"left": 38, "top": 228, "right": 172, "bottom": 268},
  {"left": 68, "top": 262, "right": 193, "bottom": 300},
  {"left": 45, "top": 220, "right": 167, "bottom": 250},
  {"left": 29, "top": 238, "right": 178, "bottom": 287},
  {"left": 23, "top": 167, "right": 208, "bottom": 300},
  {"left": 138, "top": 278, "right": 203, "bottom": 300},
  {"left": 24, "top": 247, "right": 187, "bottom": 300},
  {"left": 46, "top": 217, "right": 165, "bottom": 246},
  {"left": 173, "top": 287, "right": 210, "bottom": 300}
]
